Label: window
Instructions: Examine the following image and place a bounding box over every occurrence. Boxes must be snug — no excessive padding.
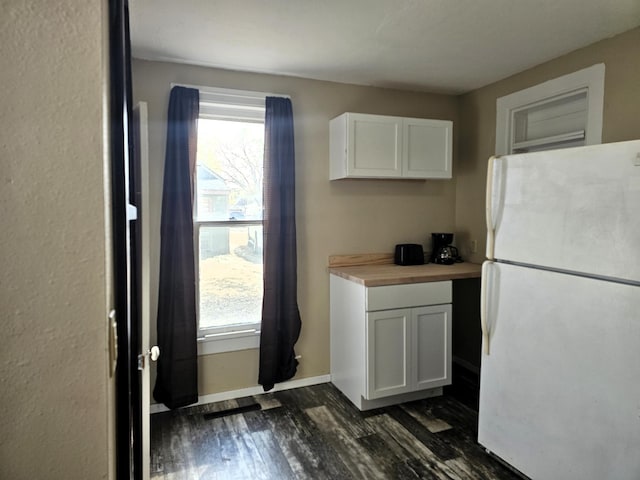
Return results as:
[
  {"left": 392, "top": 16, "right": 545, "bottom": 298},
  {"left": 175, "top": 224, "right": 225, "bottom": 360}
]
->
[
  {"left": 193, "top": 87, "right": 267, "bottom": 354},
  {"left": 495, "top": 64, "right": 605, "bottom": 155}
]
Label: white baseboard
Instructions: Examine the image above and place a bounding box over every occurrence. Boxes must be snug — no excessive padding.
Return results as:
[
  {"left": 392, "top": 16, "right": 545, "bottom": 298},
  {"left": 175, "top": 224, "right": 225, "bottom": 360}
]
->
[{"left": 150, "top": 374, "right": 331, "bottom": 414}]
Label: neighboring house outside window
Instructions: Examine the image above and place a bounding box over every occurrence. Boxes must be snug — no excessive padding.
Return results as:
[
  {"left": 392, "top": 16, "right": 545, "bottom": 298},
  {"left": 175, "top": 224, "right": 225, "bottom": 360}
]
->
[{"left": 197, "top": 164, "right": 231, "bottom": 258}]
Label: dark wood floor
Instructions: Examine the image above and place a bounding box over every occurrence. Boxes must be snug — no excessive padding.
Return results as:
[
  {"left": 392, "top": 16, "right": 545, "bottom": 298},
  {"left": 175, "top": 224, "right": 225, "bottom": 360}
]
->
[{"left": 151, "top": 383, "right": 520, "bottom": 480}]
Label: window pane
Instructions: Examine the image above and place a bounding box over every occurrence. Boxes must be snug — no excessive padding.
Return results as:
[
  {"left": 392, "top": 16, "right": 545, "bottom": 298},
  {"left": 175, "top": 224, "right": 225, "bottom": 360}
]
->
[
  {"left": 198, "top": 225, "right": 263, "bottom": 330},
  {"left": 196, "top": 119, "right": 264, "bottom": 221}
]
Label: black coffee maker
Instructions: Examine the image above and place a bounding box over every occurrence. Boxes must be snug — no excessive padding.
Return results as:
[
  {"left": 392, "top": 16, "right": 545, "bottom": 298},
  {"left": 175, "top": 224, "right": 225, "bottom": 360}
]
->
[{"left": 431, "top": 233, "right": 461, "bottom": 265}]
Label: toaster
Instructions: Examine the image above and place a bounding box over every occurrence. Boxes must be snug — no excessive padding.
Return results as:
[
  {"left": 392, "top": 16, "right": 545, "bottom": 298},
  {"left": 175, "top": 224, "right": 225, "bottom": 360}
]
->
[{"left": 394, "top": 244, "right": 425, "bottom": 266}]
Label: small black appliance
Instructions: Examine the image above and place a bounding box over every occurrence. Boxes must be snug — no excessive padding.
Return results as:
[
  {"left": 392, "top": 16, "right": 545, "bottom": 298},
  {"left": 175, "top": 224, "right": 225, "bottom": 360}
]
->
[
  {"left": 431, "top": 233, "right": 462, "bottom": 264},
  {"left": 394, "top": 244, "right": 425, "bottom": 266}
]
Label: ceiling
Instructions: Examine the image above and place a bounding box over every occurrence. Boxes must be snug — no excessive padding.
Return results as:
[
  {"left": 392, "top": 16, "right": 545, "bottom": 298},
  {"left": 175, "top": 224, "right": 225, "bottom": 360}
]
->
[{"left": 129, "top": 0, "right": 640, "bottom": 95}]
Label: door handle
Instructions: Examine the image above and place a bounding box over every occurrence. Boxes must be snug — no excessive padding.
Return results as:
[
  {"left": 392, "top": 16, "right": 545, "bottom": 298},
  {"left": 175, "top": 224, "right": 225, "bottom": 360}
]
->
[
  {"left": 485, "top": 156, "right": 497, "bottom": 261},
  {"left": 480, "top": 261, "right": 492, "bottom": 355},
  {"left": 149, "top": 346, "right": 160, "bottom": 362}
]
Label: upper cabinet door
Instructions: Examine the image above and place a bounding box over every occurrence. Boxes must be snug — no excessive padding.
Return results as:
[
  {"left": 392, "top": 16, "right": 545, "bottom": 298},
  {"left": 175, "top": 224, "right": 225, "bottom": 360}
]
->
[
  {"left": 330, "top": 113, "right": 402, "bottom": 179},
  {"left": 403, "top": 118, "right": 452, "bottom": 179},
  {"left": 350, "top": 114, "right": 402, "bottom": 177}
]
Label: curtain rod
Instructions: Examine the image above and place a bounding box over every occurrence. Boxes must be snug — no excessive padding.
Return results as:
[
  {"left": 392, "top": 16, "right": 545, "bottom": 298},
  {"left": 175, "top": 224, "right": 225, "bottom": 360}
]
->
[{"left": 170, "top": 82, "right": 291, "bottom": 100}]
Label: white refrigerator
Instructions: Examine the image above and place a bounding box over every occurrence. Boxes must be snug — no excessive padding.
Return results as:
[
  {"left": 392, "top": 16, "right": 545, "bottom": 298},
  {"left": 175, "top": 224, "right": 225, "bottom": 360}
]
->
[{"left": 478, "top": 140, "right": 640, "bottom": 480}]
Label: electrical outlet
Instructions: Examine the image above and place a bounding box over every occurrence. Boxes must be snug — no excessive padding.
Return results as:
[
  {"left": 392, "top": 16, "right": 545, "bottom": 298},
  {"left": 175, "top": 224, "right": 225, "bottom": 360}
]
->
[{"left": 470, "top": 239, "right": 478, "bottom": 253}]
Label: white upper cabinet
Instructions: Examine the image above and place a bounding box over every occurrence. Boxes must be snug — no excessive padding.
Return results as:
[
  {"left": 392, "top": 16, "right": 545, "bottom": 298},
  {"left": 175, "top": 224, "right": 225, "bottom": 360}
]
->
[{"left": 330, "top": 113, "right": 452, "bottom": 180}]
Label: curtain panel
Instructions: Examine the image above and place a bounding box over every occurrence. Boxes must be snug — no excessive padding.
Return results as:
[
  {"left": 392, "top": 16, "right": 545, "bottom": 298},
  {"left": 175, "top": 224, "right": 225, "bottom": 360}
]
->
[
  {"left": 259, "top": 96, "right": 302, "bottom": 391},
  {"left": 153, "top": 86, "right": 200, "bottom": 409}
]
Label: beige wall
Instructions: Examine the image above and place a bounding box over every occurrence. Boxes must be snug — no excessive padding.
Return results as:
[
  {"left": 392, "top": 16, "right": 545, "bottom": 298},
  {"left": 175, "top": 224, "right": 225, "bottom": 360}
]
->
[
  {"left": 0, "top": 1, "right": 113, "bottom": 479},
  {"left": 456, "top": 27, "right": 640, "bottom": 264},
  {"left": 132, "top": 59, "right": 459, "bottom": 396}
]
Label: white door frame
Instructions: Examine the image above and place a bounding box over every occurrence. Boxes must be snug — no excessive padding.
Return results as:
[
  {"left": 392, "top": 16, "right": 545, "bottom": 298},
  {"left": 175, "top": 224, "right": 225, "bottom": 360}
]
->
[{"left": 135, "top": 101, "right": 152, "bottom": 480}]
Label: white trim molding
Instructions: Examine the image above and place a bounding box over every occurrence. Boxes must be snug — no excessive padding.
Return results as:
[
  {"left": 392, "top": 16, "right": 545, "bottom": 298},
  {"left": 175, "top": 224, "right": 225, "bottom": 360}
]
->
[
  {"left": 197, "top": 329, "right": 260, "bottom": 355},
  {"left": 150, "top": 375, "right": 331, "bottom": 414},
  {"left": 495, "top": 63, "right": 605, "bottom": 155}
]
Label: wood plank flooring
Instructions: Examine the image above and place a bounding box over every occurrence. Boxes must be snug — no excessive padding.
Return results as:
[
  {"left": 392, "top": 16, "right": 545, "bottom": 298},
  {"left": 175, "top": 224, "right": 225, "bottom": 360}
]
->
[{"left": 150, "top": 383, "right": 520, "bottom": 480}]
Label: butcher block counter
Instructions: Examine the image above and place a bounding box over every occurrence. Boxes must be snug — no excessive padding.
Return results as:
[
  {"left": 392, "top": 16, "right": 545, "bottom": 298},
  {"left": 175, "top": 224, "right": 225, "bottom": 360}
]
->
[{"left": 328, "top": 253, "right": 482, "bottom": 287}]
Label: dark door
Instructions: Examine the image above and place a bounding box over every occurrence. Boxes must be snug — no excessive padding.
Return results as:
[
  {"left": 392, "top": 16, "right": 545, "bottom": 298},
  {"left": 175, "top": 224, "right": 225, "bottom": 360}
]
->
[{"left": 109, "top": 0, "right": 142, "bottom": 478}]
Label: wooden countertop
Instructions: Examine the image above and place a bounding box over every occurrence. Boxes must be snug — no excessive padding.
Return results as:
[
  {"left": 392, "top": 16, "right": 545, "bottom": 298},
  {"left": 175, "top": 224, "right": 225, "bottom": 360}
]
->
[{"left": 329, "top": 262, "right": 482, "bottom": 287}]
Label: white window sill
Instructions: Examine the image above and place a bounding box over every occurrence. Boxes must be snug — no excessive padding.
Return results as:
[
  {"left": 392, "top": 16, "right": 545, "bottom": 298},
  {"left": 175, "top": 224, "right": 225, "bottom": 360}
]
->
[{"left": 197, "top": 329, "right": 261, "bottom": 355}]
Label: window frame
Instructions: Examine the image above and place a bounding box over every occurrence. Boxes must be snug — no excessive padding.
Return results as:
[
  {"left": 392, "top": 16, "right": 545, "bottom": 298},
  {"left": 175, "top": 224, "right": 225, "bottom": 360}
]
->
[
  {"left": 495, "top": 63, "right": 605, "bottom": 155},
  {"left": 186, "top": 85, "right": 271, "bottom": 354}
]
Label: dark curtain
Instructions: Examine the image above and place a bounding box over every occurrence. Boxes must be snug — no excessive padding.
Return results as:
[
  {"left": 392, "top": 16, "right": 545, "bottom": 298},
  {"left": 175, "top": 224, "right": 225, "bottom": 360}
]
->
[
  {"left": 259, "top": 96, "right": 302, "bottom": 391},
  {"left": 153, "top": 86, "right": 200, "bottom": 409}
]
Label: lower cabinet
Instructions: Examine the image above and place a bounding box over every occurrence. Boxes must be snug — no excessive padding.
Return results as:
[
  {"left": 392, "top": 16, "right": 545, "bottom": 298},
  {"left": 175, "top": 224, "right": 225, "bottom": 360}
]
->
[
  {"left": 330, "top": 274, "right": 452, "bottom": 410},
  {"left": 366, "top": 305, "right": 452, "bottom": 400}
]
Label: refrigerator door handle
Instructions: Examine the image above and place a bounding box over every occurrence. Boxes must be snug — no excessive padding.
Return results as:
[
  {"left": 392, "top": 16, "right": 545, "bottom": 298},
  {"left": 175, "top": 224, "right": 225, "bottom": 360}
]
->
[
  {"left": 485, "top": 156, "right": 498, "bottom": 260},
  {"left": 480, "top": 260, "right": 492, "bottom": 355}
]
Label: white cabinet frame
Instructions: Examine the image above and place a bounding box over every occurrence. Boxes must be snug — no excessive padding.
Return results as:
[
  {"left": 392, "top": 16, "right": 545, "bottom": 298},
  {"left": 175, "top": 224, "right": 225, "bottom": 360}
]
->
[{"left": 330, "top": 113, "right": 452, "bottom": 179}]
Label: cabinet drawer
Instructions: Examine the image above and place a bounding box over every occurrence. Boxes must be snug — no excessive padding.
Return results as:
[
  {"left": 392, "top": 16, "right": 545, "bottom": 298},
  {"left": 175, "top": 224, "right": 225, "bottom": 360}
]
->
[{"left": 366, "top": 281, "right": 451, "bottom": 311}]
